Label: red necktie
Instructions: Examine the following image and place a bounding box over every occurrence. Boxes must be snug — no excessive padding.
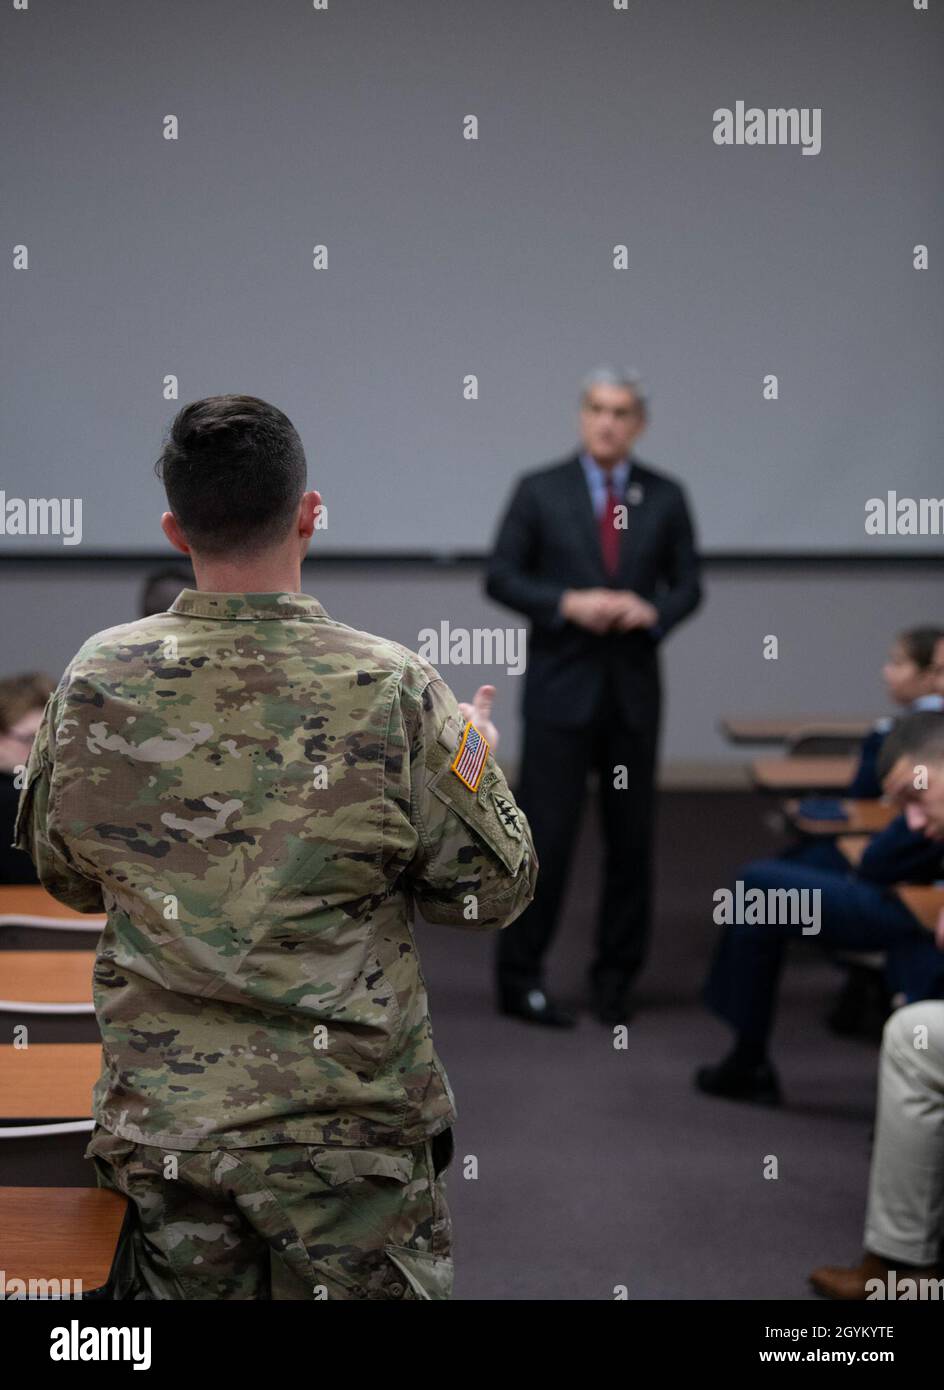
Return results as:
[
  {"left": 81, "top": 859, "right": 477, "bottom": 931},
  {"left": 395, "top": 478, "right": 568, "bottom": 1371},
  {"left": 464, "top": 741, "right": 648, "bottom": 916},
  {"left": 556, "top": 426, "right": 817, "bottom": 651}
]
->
[{"left": 599, "top": 480, "right": 621, "bottom": 579}]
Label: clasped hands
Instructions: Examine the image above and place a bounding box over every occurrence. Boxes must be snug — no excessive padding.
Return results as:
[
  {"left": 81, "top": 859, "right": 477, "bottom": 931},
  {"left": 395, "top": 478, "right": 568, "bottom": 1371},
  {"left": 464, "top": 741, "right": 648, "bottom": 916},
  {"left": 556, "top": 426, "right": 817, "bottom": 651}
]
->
[{"left": 561, "top": 588, "right": 659, "bottom": 636}]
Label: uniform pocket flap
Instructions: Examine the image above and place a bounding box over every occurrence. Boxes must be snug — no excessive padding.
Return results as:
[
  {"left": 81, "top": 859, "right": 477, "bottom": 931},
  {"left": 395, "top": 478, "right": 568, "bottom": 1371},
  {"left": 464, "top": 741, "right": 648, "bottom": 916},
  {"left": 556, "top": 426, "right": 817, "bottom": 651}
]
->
[
  {"left": 308, "top": 1147, "right": 415, "bottom": 1187},
  {"left": 428, "top": 761, "right": 527, "bottom": 877}
]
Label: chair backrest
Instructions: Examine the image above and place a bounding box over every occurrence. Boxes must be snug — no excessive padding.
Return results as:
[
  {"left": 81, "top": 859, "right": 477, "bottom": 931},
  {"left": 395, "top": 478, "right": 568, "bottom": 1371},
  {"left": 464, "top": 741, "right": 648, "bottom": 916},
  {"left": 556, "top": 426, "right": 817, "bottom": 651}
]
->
[
  {"left": 0, "top": 950, "right": 95, "bottom": 1014},
  {"left": 0, "top": 1042, "right": 101, "bottom": 1119},
  {"left": 0, "top": 1119, "right": 95, "bottom": 1139}
]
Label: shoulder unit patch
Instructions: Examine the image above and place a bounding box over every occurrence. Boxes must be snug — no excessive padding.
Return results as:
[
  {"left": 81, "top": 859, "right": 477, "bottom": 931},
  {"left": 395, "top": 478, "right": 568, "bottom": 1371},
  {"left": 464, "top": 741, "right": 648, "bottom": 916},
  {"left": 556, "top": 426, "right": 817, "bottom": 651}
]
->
[{"left": 492, "top": 791, "right": 523, "bottom": 840}]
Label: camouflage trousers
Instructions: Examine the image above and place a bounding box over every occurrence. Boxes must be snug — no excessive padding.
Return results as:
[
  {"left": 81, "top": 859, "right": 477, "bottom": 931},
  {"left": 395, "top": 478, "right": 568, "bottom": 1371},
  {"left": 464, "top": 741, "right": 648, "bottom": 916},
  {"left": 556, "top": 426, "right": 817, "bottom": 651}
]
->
[{"left": 85, "top": 1125, "right": 454, "bottom": 1300}]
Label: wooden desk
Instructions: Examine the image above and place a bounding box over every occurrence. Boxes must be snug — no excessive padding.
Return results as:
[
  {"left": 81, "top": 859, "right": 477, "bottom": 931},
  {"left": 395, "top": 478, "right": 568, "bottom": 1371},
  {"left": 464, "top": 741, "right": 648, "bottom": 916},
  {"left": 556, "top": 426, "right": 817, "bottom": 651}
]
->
[
  {"left": 788, "top": 799, "right": 896, "bottom": 837},
  {"left": 751, "top": 757, "right": 857, "bottom": 795},
  {"left": 0, "top": 1043, "right": 101, "bottom": 1118},
  {"left": 0, "top": 952, "right": 94, "bottom": 1011},
  {"left": 0, "top": 886, "right": 105, "bottom": 931},
  {"left": 0, "top": 1186, "right": 127, "bottom": 1290},
  {"left": 837, "top": 834, "right": 871, "bottom": 868},
  {"left": 721, "top": 716, "right": 872, "bottom": 745},
  {"left": 896, "top": 886, "right": 944, "bottom": 935}
]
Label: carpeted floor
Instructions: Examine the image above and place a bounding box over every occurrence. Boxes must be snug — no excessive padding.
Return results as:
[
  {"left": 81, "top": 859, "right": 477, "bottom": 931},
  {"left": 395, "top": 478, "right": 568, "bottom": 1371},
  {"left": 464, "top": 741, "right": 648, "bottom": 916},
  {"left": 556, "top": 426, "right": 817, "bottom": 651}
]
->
[{"left": 415, "top": 790, "right": 881, "bottom": 1300}]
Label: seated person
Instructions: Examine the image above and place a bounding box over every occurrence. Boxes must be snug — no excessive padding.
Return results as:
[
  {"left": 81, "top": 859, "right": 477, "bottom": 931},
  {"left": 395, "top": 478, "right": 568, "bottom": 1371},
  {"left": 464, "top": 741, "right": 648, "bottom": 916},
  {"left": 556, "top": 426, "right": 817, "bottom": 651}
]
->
[
  {"left": 809, "top": 1000, "right": 944, "bottom": 1298},
  {"left": 695, "top": 711, "right": 944, "bottom": 1106},
  {"left": 0, "top": 671, "right": 54, "bottom": 884},
  {"left": 847, "top": 625, "right": 944, "bottom": 796},
  {"left": 810, "top": 722, "right": 944, "bottom": 1297},
  {"left": 778, "top": 626, "right": 941, "bottom": 1036},
  {"left": 786, "top": 624, "right": 943, "bottom": 873}
]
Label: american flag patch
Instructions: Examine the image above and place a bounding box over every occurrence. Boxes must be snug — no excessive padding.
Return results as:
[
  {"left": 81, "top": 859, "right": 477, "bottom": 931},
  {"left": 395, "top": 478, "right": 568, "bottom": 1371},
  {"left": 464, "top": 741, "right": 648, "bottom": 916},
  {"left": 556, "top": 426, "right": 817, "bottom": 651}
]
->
[{"left": 450, "top": 721, "right": 490, "bottom": 791}]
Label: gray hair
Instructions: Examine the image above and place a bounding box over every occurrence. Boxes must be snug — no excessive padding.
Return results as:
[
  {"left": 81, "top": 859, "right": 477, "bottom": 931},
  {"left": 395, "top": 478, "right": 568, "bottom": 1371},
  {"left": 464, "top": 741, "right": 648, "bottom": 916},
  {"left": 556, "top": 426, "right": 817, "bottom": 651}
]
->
[{"left": 579, "top": 365, "right": 649, "bottom": 416}]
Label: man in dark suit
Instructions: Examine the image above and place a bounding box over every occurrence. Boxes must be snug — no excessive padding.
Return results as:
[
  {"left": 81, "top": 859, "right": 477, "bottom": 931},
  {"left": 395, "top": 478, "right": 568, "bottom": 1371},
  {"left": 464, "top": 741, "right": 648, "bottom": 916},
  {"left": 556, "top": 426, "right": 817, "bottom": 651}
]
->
[{"left": 485, "top": 368, "right": 702, "bottom": 1026}]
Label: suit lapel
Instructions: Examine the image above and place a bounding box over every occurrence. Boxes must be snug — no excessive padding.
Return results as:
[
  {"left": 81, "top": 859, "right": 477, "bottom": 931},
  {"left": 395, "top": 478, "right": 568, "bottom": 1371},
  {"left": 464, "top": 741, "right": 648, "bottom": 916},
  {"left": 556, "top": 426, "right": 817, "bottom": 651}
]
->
[{"left": 615, "top": 461, "right": 651, "bottom": 586}]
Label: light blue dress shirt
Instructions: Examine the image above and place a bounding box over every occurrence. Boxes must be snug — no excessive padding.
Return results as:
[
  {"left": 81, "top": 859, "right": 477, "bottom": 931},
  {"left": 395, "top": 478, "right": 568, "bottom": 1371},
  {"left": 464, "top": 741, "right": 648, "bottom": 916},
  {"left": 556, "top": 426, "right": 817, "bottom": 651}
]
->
[
  {"left": 579, "top": 452, "right": 632, "bottom": 519},
  {"left": 875, "top": 693, "right": 944, "bottom": 734}
]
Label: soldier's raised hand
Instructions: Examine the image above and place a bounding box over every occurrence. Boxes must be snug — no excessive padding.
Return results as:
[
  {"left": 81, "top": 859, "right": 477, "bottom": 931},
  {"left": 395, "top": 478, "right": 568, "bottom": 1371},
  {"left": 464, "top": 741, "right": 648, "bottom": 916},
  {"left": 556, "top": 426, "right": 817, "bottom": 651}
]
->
[{"left": 457, "top": 684, "right": 500, "bottom": 752}]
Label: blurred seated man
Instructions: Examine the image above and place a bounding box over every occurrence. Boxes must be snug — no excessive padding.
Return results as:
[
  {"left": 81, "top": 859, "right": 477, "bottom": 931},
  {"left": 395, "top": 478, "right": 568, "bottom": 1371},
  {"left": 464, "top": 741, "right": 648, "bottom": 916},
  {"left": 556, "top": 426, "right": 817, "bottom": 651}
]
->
[
  {"left": 0, "top": 672, "right": 53, "bottom": 883},
  {"left": 786, "top": 626, "right": 942, "bottom": 1036},
  {"left": 810, "top": 1001, "right": 944, "bottom": 1298},
  {"left": 696, "top": 712, "right": 944, "bottom": 1106},
  {"left": 810, "top": 712, "right": 944, "bottom": 1295}
]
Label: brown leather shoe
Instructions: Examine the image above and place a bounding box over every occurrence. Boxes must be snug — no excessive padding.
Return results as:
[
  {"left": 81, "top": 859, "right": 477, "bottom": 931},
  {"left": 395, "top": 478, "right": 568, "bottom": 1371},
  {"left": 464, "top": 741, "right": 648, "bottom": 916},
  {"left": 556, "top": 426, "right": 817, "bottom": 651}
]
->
[{"left": 810, "top": 1251, "right": 941, "bottom": 1300}]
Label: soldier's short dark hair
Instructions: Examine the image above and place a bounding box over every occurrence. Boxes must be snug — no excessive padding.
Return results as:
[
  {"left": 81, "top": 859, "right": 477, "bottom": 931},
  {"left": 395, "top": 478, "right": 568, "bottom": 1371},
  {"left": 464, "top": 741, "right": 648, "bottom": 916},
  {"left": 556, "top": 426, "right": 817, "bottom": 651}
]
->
[
  {"left": 155, "top": 395, "right": 307, "bottom": 556},
  {"left": 877, "top": 710, "right": 944, "bottom": 782}
]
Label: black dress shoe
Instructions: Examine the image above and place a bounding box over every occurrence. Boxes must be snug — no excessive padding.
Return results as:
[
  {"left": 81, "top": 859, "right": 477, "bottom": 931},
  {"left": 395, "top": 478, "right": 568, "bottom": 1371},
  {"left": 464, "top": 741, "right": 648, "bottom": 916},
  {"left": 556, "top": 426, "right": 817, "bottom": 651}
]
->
[
  {"left": 694, "top": 1055, "right": 782, "bottom": 1106},
  {"left": 499, "top": 988, "right": 577, "bottom": 1028}
]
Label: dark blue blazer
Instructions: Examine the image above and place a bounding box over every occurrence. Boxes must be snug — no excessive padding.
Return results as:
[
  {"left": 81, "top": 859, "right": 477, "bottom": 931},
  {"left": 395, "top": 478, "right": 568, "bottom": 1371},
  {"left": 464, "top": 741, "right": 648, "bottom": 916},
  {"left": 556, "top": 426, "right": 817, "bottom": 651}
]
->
[
  {"left": 846, "top": 728, "right": 886, "bottom": 799},
  {"left": 858, "top": 815, "right": 944, "bottom": 886}
]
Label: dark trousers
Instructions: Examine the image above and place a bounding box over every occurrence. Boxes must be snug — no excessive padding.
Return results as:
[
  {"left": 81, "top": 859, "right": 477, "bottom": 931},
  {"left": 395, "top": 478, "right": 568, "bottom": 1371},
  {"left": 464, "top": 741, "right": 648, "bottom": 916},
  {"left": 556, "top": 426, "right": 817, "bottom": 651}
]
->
[
  {"left": 704, "top": 859, "right": 944, "bottom": 1050},
  {"left": 781, "top": 836, "right": 849, "bottom": 874},
  {"left": 496, "top": 684, "right": 658, "bottom": 999}
]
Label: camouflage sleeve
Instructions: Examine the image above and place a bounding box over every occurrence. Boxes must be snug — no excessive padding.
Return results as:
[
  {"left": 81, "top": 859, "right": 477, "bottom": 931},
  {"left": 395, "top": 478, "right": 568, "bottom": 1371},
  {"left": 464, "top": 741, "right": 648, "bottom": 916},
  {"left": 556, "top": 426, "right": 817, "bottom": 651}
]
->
[
  {"left": 13, "top": 689, "right": 105, "bottom": 912},
  {"left": 405, "top": 672, "right": 537, "bottom": 931}
]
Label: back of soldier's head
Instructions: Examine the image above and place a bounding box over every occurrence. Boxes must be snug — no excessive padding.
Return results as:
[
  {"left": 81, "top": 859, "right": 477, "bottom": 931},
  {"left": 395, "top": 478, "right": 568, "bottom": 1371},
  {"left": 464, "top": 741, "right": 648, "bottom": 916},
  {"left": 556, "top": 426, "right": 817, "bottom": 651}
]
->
[{"left": 155, "top": 395, "right": 307, "bottom": 556}]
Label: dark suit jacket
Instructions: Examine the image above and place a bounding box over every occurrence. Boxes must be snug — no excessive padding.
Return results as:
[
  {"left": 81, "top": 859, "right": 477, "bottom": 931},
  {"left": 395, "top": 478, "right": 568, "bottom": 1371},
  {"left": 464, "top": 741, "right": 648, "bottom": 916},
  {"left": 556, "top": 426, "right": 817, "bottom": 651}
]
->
[
  {"left": 485, "top": 454, "right": 702, "bottom": 729},
  {"left": 858, "top": 814, "right": 944, "bottom": 886}
]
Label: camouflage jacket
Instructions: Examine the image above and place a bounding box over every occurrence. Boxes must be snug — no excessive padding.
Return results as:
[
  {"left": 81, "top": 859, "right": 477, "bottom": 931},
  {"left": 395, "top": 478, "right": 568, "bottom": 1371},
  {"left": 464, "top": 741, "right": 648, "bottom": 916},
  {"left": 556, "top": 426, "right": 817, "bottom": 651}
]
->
[{"left": 14, "top": 591, "right": 536, "bottom": 1150}]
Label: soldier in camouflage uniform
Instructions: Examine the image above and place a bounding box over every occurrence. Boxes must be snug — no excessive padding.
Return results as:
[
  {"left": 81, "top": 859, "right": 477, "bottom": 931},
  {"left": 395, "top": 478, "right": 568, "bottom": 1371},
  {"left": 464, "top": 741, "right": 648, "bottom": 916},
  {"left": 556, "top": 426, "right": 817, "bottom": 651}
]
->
[{"left": 14, "top": 395, "right": 536, "bottom": 1300}]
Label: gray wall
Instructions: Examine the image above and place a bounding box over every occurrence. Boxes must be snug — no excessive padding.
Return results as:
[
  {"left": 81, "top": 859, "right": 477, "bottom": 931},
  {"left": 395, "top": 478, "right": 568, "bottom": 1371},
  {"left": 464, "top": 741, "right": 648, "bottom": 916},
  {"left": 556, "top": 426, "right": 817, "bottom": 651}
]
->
[
  {"left": 4, "top": 1, "right": 942, "bottom": 778},
  {"left": 3, "top": 0, "right": 943, "bottom": 555},
  {"left": 5, "top": 560, "right": 942, "bottom": 781}
]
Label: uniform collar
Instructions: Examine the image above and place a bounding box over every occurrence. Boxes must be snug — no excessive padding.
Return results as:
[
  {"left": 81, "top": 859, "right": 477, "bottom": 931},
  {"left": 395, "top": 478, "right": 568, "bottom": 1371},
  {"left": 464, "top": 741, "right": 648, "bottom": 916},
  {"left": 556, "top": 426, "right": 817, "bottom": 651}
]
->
[{"left": 169, "top": 590, "right": 329, "bottom": 621}]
